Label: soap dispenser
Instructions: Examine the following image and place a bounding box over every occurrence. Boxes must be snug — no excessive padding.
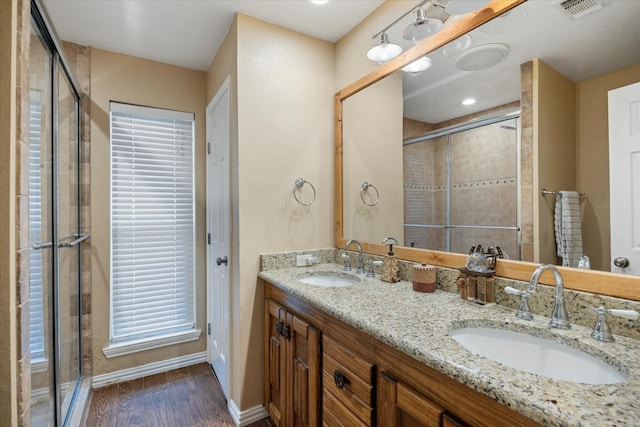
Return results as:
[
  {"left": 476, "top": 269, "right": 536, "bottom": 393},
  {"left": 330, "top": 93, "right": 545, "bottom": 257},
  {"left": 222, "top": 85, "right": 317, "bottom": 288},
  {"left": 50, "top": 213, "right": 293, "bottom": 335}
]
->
[{"left": 381, "top": 237, "right": 401, "bottom": 283}]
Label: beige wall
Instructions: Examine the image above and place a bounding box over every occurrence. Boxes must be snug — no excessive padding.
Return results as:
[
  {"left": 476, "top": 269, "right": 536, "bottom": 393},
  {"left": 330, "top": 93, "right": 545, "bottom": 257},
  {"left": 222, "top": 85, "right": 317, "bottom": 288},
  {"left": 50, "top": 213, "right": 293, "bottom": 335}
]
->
[
  {"left": 336, "top": 1, "right": 405, "bottom": 246},
  {"left": 205, "top": 14, "right": 335, "bottom": 411},
  {"left": 532, "top": 61, "right": 640, "bottom": 270},
  {"left": 533, "top": 59, "right": 576, "bottom": 265},
  {"left": 0, "top": 0, "right": 20, "bottom": 423},
  {"left": 576, "top": 63, "right": 640, "bottom": 271},
  {"left": 90, "top": 48, "right": 207, "bottom": 375}
]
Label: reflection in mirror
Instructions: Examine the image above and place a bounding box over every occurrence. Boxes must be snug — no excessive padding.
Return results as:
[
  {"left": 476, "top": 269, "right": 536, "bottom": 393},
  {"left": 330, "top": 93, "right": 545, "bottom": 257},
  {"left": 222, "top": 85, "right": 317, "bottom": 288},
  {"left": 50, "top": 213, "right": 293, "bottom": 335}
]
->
[
  {"left": 403, "top": 112, "right": 519, "bottom": 259},
  {"left": 341, "top": 0, "right": 640, "bottom": 277}
]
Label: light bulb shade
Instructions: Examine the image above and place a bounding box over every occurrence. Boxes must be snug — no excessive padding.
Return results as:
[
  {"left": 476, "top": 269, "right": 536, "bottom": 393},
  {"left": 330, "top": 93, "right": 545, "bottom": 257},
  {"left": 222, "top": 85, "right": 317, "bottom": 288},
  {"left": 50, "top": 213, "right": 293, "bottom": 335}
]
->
[
  {"left": 367, "top": 33, "right": 402, "bottom": 64},
  {"left": 441, "top": 34, "right": 472, "bottom": 57},
  {"left": 401, "top": 56, "right": 432, "bottom": 75},
  {"left": 402, "top": 8, "right": 443, "bottom": 43},
  {"left": 403, "top": 19, "right": 443, "bottom": 43}
]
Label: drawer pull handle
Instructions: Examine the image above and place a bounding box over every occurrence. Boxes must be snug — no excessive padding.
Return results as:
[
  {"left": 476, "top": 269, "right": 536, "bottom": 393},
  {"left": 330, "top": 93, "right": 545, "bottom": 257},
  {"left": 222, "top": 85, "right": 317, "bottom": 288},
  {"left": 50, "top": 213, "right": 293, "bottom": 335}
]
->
[
  {"left": 282, "top": 325, "right": 291, "bottom": 340},
  {"left": 275, "top": 321, "right": 284, "bottom": 336},
  {"left": 333, "top": 370, "right": 350, "bottom": 389}
]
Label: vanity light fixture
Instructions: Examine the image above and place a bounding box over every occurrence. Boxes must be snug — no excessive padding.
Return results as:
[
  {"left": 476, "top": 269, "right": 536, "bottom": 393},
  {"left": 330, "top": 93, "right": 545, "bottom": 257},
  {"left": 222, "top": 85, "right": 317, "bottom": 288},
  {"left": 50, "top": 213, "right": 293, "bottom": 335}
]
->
[
  {"left": 367, "top": 32, "right": 402, "bottom": 64},
  {"left": 402, "top": 56, "right": 432, "bottom": 75},
  {"left": 402, "top": 7, "right": 443, "bottom": 43},
  {"left": 367, "top": 0, "right": 448, "bottom": 64},
  {"left": 310, "top": 0, "right": 328, "bottom": 4},
  {"left": 462, "top": 98, "right": 477, "bottom": 106}
]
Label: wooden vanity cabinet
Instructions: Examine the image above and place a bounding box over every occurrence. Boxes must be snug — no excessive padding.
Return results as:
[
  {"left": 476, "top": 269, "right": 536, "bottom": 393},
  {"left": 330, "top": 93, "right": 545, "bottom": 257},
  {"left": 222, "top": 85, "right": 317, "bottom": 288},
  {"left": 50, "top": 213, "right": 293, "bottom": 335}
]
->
[
  {"left": 264, "top": 282, "right": 541, "bottom": 427},
  {"left": 265, "top": 299, "right": 321, "bottom": 427},
  {"left": 379, "top": 372, "right": 466, "bottom": 427}
]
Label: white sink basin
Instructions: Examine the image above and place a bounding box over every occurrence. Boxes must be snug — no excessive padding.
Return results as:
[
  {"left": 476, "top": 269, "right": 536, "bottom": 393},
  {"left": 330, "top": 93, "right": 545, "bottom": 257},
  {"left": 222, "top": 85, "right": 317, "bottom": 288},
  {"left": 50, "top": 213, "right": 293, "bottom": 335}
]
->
[
  {"left": 450, "top": 327, "right": 627, "bottom": 384},
  {"left": 298, "top": 272, "right": 360, "bottom": 287}
]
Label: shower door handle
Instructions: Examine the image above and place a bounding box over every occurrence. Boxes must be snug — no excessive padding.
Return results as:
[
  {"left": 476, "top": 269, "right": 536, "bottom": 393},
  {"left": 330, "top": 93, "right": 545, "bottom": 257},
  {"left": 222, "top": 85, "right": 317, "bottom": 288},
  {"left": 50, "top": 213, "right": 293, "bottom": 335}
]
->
[
  {"left": 32, "top": 242, "right": 53, "bottom": 250},
  {"left": 58, "top": 233, "right": 91, "bottom": 248}
]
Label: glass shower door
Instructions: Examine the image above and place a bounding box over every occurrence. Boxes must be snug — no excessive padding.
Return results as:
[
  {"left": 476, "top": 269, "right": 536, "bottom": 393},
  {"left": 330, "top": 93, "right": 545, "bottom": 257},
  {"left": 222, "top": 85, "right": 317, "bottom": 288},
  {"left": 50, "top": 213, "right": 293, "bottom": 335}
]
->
[
  {"left": 55, "top": 67, "right": 82, "bottom": 424},
  {"left": 29, "top": 11, "right": 83, "bottom": 426},
  {"left": 29, "top": 18, "right": 55, "bottom": 427}
]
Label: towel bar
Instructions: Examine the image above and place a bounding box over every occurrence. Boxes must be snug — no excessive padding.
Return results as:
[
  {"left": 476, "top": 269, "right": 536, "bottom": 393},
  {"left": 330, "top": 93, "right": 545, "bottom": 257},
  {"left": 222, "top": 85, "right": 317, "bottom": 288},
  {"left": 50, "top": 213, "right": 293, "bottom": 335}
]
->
[{"left": 541, "top": 188, "right": 586, "bottom": 197}]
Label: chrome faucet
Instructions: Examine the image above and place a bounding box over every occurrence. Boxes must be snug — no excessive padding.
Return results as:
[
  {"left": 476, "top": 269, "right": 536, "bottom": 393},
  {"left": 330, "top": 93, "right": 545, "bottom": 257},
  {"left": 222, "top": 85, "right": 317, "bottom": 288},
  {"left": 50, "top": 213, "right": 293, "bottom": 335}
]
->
[
  {"left": 342, "top": 239, "right": 365, "bottom": 274},
  {"left": 505, "top": 264, "right": 571, "bottom": 328},
  {"left": 529, "top": 264, "right": 571, "bottom": 329}
]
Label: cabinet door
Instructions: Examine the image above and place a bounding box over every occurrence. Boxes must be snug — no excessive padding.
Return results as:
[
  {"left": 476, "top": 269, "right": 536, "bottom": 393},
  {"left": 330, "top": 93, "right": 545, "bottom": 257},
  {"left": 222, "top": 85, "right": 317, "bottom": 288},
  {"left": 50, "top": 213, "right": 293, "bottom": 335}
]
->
[
  {"left": 265, "top": 300, "right": 288, "bottom": 426},
  {"left": 378, "top": 372, "right": 444, "bottom": 427},
  {"left": 288, "top": 313, "right": 321, "bottom": 427}
]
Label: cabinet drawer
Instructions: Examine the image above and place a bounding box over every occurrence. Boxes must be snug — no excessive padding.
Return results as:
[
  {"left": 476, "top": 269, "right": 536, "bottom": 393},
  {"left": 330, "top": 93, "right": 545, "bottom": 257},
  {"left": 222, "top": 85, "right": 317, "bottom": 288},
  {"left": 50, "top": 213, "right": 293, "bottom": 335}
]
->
[
  {"left": 323, "top": 335, "right": 374, "bottom": 384},
  {"left": 323, "top": 354, "right": 373, "bottom": 409},
  {"left": 322, "top": 335, "right": 375, "bottom": 426},
  {"left": 322, "top": 387, "right": 368, "bottom": 427}
]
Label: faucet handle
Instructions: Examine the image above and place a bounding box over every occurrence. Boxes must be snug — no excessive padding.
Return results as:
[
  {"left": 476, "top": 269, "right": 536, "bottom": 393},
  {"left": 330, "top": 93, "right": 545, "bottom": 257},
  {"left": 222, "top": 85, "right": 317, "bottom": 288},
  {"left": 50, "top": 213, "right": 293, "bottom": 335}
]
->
[
  {"left": 589, "top": 306, "right": 639, "bottom": 343},
  {"left": 504, "top": 286, "right": 533, "bottom": 321},
  {"left": 607, "top": 309, "right": 640, "bottom": 320},
  {"left": 341, "top": 251, "right": 352, "bottom": 272},
  {"left": 366, "top": 260, "right": 383, "bottom": 278}
]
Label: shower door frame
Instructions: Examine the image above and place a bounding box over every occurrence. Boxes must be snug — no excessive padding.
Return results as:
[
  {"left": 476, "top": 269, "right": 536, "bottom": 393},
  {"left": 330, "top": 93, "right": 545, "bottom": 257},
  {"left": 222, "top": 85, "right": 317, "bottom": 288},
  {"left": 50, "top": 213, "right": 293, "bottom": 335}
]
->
[{"left": 31, "top": 1, "right": 85, "bottom": 425}]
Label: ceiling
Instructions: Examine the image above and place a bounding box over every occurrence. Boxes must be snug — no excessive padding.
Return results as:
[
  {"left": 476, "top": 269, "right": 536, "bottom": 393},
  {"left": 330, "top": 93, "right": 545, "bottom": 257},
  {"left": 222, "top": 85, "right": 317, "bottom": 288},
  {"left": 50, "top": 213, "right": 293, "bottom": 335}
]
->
[
  {"left": 42, "top": 0, "right": 640, "bottom": 124},
  {"left": 396, "top": 0, "right": 640, "bottom": 123},
  {"left": 42, "top": 0, "right": 384, "bottom": 72}
]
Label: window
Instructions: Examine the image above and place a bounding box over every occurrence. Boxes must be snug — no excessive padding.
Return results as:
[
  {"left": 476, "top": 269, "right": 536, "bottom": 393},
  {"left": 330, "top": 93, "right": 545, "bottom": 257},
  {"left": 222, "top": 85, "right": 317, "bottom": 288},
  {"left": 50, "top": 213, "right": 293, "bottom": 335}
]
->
[
  {"left": 106, "top": 102, "right": 198, "bottom": 357},
  {"left": 29, "top": 90, "right": 47, "bottom": 367}
]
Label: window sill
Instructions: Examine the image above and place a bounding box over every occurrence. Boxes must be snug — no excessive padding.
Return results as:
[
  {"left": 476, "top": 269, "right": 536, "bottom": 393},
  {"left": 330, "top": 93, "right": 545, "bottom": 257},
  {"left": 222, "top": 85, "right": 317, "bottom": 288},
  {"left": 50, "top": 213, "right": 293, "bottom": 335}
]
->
[{"left": 103, "top": 329, "right": 201, "bottom": 358}]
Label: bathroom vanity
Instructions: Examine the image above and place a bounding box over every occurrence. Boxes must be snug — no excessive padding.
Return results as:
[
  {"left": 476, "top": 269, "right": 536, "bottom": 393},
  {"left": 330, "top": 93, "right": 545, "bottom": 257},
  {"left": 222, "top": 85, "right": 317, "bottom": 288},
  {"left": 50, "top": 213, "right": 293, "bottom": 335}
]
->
[{"left": 260, "top": 263, "right": 640, "bottom": 427}]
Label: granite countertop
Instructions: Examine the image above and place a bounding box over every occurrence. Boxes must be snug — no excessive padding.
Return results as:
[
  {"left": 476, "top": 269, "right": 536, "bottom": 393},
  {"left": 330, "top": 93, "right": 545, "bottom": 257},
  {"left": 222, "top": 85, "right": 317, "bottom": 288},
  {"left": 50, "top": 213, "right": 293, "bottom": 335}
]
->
[{"left": 259, "top": 263, "right": 640, "bottom": 427}]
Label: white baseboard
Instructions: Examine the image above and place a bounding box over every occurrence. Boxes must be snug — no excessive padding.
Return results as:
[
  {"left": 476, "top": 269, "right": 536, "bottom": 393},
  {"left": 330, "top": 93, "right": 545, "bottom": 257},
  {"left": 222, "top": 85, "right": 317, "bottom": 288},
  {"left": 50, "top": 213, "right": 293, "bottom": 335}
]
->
[
  {"left": 91, "top": 351, "right": 207, "bottom": 389},
  {"left": 228, "top": 399, "right": 269, "bottom": 427}
]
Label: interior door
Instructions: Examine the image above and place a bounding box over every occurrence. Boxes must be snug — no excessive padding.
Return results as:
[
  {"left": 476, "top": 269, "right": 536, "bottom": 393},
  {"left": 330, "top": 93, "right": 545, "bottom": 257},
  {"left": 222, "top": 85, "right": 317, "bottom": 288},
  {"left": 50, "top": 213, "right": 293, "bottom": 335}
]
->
[
  {"left": 608, "top": 82, "right": 640, "bottom": 275},
  {"left": 206, "top": 77, "right": 231, "bottom": 398}
]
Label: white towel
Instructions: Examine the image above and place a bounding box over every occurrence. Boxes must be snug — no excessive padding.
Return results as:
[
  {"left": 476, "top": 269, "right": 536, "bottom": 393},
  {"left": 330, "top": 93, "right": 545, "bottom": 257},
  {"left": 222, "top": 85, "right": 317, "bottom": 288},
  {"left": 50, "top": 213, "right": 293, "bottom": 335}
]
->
[{"left": 554, "top": 191, "right": 583, "bottom": 267}]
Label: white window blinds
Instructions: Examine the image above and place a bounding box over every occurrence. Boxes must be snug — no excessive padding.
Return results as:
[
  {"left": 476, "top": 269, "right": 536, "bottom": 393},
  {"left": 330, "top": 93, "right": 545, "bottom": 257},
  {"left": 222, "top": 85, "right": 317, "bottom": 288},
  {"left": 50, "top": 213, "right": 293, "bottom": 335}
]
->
[
  {"left": 29, "top": 90, "right": 46, "bottom": 362},
  {"left": 110, "top": 102, "right": 196, "bottom": 343}
]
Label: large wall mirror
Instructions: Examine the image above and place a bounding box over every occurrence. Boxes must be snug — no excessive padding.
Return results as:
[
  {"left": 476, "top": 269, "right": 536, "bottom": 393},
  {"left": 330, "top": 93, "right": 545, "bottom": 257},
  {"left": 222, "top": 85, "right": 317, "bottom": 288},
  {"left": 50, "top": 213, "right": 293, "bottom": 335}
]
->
[{"left": 335, "top": 0, "right": 640, "bottom": 300}]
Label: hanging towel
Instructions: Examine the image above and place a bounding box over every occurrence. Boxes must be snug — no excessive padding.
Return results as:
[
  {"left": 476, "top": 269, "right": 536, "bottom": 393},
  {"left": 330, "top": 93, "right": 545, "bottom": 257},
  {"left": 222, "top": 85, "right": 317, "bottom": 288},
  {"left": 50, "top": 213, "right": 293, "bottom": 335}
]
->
[{"left": 554, "top": 191, "right": 583, "bottom": 267}]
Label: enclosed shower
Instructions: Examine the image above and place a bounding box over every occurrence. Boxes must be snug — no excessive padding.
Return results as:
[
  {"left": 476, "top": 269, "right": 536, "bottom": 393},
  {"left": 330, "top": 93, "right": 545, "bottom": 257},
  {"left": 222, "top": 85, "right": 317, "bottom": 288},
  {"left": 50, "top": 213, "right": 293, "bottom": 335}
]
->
[
  {"left": 403, "top": 113, "right": 521, "bottom": 260},
  {"left": 29, "top": 2, "right": 88, "bottom": 425}
]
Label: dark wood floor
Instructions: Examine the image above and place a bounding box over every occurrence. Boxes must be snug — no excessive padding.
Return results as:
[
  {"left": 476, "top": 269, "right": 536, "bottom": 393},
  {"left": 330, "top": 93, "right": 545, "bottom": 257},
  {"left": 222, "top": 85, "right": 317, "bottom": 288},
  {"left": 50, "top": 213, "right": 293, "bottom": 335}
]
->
[{"left": 86, "top": 363, "right": 273, "bottom": 427}]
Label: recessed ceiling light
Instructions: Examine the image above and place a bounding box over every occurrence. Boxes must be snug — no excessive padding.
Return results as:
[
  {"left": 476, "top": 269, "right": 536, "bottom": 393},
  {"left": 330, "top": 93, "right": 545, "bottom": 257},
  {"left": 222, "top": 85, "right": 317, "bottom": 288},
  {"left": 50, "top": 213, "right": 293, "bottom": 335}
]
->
[
  {"left": 462, "top": 98, "right": 477, "bottom": 106},
  {"left": 455, "top": 43, "right": 510, "bottom": 71}
]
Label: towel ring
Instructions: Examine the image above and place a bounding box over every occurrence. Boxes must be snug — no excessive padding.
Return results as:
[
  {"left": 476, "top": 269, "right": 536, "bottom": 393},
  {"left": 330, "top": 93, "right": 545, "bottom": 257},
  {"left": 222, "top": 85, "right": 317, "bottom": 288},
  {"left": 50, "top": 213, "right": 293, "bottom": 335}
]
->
[
  {"left": 293, "top": 178, "right": 316, "bottom": 206},
  {"left": 361, "top": 182, "right": 379, "bottom": 207}
]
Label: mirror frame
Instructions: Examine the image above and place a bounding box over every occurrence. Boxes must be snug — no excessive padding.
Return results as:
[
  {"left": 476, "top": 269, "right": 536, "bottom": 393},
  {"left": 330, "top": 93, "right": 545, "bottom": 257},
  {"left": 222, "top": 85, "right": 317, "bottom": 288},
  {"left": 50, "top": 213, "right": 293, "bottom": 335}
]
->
[{"left": 334, "top": 0, "right": 640, "bottom": 301}]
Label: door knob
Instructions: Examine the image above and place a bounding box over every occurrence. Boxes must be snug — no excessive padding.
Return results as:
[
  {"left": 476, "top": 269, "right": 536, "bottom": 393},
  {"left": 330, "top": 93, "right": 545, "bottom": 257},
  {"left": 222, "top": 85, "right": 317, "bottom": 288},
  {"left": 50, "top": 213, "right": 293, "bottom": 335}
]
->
[
  {"left": 613, "top": 257, "right": 629, "bottom": 268},
  {"left": 216, "top": 256, "right": 228, "bottom": 266}
]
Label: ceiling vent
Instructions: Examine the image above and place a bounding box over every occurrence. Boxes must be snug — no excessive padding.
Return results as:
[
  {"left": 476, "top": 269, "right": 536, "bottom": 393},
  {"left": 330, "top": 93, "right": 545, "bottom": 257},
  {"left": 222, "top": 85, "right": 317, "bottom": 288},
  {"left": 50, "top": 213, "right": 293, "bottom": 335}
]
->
[{"left": 555, "top": 0, "right": 604, "bottom": 20}]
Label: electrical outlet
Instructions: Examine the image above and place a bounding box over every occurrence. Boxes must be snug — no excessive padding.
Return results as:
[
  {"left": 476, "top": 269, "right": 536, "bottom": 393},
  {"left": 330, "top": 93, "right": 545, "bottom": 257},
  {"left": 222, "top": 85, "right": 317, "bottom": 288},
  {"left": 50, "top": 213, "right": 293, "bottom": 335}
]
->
[{"left": 296, "top": 254, "right": 310, "bottom": 267}]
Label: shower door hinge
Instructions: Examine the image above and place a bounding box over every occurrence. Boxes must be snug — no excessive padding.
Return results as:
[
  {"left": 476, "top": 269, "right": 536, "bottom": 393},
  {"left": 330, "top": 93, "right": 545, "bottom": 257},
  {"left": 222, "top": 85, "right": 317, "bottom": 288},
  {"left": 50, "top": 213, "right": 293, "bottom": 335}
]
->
[
  {"left": 207, "top": 142, "right": 211, "bottom": 154},
  {"left": 207, "top": 233, "right": 211, "bottom": 245},
  {"left": 207, "top": 323, "right": 211, "bottom": 336}
]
